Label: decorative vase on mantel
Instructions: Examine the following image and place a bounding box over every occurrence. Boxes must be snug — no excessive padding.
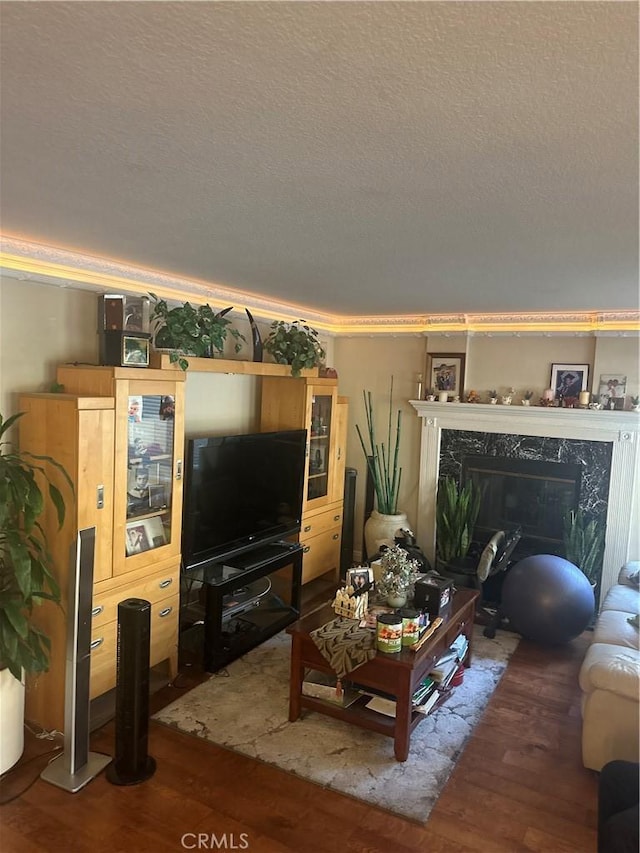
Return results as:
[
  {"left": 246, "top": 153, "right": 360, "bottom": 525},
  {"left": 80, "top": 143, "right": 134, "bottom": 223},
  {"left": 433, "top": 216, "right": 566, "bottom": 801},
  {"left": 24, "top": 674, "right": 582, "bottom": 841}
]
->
[{"left": 364, "top": 509, "right": 408, "bottom": 559}]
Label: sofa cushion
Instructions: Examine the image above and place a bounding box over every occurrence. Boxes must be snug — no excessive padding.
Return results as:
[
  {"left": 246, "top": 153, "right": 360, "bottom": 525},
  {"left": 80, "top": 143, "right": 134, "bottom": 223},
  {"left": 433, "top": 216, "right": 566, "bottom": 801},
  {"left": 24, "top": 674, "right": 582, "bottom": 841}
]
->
[
  {"left": 579, "top": 643, "right": 640, "bottom": 701},
  {"left": 619, "top": 561, "right": 640, "bottom": 587},
  {"left": 601, "top": 585, "right": 640, "bottom": 616},
  {"left": 593, "top": 610, "right": 640, "bottom": 650}
]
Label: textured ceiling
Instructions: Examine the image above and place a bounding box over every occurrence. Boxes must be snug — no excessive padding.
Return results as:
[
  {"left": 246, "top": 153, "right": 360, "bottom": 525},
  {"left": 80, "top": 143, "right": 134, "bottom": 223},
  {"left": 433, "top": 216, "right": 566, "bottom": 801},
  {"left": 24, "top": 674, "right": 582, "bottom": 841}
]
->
[{"left": 1, "top": 1, "right": 638, "bottom": 318}]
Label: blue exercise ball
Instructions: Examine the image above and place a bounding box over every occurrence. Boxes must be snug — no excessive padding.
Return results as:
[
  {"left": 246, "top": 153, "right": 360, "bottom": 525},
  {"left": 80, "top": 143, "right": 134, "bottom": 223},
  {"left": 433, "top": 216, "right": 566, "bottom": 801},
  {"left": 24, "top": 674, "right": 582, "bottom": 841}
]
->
[{"left": 501, "top": 554, "right": 595, "bottom": 644}]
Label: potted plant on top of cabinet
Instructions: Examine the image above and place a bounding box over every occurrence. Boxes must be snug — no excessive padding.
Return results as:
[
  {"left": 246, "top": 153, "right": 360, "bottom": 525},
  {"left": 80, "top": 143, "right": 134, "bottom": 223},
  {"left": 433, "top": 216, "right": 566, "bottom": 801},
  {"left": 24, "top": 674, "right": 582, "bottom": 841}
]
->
[
  {"left": 149, "top": 294, "right": 245, "bottom": 370},
  {"left": 0, "top": 411, "right": 72, "bottom": 773},
  {"left": 263, "top": 319, "right": 326, "bottom": 378}
]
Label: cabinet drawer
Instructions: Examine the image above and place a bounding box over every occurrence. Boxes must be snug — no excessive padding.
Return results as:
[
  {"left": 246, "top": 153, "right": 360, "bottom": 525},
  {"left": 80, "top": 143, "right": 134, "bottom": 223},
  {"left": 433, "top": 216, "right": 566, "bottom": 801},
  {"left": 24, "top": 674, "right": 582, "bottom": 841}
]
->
[
  {"left": 91, "top": 568, "right": 179, "bottom": 629},
  {"left": 89, "top": 593, "right": 179, "bottom": 699},
  {"left": 300, "top": 506, "right": 342, "bottom": 539},
  {"left": 300, "top": 528, "right": 342, "bottom": 584}
]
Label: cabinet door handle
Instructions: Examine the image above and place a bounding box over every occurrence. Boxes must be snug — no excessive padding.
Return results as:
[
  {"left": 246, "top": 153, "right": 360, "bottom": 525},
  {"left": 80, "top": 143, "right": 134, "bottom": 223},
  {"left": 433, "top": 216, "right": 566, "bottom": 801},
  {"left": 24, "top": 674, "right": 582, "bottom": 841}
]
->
[
  {"left": 303, "top": 525, "right": 311, "bottom": 532},
  {"left": 96, "top": 485, "right": 104, "bottom": 510},
  {"left": 303, "top": 545, "right": 311, "bottom": 553},
  {"left": 332, "top": 533, "right": 339, "bottom": 540},
  {"left": 90, "top": 638, "right": 104, "bottom": 650},
  {"left": 333, "top": 514, "right": 340, "bottom": 522},
  {"left": 159, "top": 578, "right": 173, "bottom": 589},
  {"left": 175, "top": 459, "right": 182, "bottom": 480},
  {"left": 159, "top": 606, "right": 173, "bottom": 618},
  {"left": 91, "top": 605, "right": 104, "bottom": 617}
]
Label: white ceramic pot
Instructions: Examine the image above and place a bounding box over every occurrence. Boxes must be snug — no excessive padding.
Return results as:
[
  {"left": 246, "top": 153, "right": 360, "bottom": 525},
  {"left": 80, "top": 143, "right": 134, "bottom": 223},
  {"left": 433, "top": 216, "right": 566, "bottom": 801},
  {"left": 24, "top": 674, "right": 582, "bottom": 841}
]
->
[
  {"left": 386, "top": 593, "right": 408, "bottom": 609},
  {"left": 364, "top": 510, "right": 408, "bottom": 558},
  {"left": 521, "top": 399, "right": 531, "bottom": 406},
  {"left": 0, "top": 668, "right": 25, "bottom": 774}
]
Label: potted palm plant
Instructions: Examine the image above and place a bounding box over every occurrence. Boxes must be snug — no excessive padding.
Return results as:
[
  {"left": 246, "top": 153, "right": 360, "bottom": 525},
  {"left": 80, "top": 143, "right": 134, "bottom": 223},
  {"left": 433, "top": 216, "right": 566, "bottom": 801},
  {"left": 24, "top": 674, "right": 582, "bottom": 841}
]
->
[
  {"left": 0, "top": 412, "right": 71, "bottom": 773},
  {"left": 263, "top": 319, "right": 326, "bottom": 377},
  {"left": 563, "top": 509, "right": 605, "bottom": 587},
  {"left": 356, "top": 377, "right": 408, "bottom": 558},
  {"left": 149, "top": 294, "right": 245, "bottom": 370}
]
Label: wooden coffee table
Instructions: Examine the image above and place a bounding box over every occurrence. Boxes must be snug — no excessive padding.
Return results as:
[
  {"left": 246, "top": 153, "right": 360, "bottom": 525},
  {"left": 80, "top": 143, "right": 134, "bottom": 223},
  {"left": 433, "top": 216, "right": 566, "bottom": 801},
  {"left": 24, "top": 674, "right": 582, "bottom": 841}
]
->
[{"left": 287, "top": 588, "right": 479, "bottom": 761}]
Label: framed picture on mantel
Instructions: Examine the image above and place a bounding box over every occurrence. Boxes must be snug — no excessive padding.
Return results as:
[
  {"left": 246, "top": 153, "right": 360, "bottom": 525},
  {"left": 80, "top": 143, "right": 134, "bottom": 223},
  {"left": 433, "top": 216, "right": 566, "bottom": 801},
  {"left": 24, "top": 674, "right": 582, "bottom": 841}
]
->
[{"left": 426, "top": 353, "right": 466, "bottom": 398}]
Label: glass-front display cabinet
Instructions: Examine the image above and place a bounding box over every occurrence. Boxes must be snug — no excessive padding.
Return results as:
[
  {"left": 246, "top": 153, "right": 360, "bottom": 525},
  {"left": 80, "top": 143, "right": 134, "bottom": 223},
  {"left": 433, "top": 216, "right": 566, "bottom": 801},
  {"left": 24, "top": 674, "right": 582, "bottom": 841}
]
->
[
  {"left": 125, "top": 393, "right": 176, "bottom": 552},
  {"left": 55, "top": 365, "right": 186, "bottom": 580},
  {"left": 307, "top": 392, "right": 333, "bottom": 502},
  {"left": 116, "top": 379, "right": 185, "bottom": 575}
]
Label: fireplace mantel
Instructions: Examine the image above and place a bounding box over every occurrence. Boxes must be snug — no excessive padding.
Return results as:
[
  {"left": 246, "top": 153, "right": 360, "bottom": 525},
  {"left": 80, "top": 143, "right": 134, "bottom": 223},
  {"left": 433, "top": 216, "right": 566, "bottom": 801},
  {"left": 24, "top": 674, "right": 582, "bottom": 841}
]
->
[{"left": 410, "top": 400, "right": 640, "bottom": 601}]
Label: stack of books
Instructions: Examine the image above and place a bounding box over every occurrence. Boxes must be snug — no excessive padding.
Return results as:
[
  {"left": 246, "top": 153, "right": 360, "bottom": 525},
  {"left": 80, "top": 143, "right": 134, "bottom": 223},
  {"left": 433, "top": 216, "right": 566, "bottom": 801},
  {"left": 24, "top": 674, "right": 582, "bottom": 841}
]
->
[{"left": 429, "top": 633, "right": 469, "bottom": 687}]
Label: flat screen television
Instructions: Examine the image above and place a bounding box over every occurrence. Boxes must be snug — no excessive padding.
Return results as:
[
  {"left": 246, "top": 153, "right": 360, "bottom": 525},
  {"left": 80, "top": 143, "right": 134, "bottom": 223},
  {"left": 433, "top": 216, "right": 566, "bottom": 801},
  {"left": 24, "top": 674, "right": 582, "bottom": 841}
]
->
[{"left": 182, "top": 429, "right": 307, "bottom": 570}]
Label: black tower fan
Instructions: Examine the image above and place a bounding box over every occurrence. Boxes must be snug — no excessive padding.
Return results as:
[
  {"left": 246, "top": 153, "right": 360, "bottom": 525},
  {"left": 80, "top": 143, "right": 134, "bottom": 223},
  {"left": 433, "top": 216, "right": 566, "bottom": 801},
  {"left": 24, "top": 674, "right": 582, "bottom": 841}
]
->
[{"left": 106, "top": 598, "right": 156, "bottom": 785}]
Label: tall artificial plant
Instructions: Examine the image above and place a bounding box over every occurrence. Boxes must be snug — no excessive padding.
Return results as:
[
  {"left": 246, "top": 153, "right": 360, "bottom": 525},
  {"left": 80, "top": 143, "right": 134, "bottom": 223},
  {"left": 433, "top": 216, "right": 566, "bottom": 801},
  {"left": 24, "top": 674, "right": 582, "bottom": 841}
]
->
[
  {"left": 0, "top": 412, "right": 72, "bottom": 680},
  {"left": 436, "top": 477, "right": 481, "bottom": 564},
  {"left": 356, "top": 378, "right": 402, "bottom": 515}
]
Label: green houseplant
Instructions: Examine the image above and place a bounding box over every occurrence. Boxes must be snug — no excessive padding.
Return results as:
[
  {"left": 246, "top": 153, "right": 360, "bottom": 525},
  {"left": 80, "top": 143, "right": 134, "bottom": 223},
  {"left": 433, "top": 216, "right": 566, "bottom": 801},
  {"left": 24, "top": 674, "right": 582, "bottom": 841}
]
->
[
  {"left": 376, "top": 544, "right": 419, "bottom": 608},
  {"left": 356, "top": 378, "right": 407, "bottom": 557},
  {"left": 563, "top": 509, "right": 605, "bottom": 585},
  {"left": 149, "top": 294, "right": 245, "bottom": 371},
  {"left": 0, "top": 411, "right": 72, "bottom": 773},
  {"left": 435, "top": 476, "right": 481, "bottom": 568},
  {"left": 356, "top": 378, "right": 402, "bottom": 516},
  {"left": 263, "top": 319, "right": 326, "bottom": 378},
  {"left": 0, "top": 412, "right": 71, "bottom": 679}
]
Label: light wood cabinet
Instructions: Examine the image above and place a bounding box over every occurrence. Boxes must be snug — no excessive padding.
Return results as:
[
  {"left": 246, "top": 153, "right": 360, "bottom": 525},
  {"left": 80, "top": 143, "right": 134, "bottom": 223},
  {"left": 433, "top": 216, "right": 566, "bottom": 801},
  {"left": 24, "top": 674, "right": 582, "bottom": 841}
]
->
[
  {"left": 261, "top": 378, "right": 348, "bottom": 584},
  {"left": 19, "top": 365, "right": 186, "bottom": 733}
]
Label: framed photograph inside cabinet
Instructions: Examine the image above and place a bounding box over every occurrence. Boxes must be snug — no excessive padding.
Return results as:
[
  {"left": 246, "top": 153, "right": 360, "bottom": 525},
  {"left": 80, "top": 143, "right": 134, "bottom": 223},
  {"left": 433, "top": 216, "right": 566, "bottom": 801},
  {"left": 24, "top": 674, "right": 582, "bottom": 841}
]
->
[{"left": 426, "top": 353, "right": 466, "bottom": 397}]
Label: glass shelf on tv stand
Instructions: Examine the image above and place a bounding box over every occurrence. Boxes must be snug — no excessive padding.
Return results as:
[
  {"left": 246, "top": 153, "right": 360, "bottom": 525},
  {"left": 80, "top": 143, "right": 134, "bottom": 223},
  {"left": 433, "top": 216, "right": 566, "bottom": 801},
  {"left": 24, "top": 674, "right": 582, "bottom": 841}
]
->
[{"left": 180, "top": 540, "right": 304, "bottom": 672}]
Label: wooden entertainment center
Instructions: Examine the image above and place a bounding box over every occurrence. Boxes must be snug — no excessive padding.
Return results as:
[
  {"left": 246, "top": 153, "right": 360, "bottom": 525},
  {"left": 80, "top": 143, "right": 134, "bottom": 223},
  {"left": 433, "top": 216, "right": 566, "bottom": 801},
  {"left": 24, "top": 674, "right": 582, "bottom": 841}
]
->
[{"left": 18, "top": 358, "right": 348, "bottom": 731}]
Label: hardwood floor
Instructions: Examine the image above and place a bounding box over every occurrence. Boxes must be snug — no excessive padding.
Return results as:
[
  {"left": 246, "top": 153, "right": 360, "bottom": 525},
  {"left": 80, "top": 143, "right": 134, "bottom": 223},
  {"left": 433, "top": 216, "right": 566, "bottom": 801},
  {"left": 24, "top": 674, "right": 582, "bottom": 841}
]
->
[{"left": 1, "top": 604, "right": 598, "bottom": 852}]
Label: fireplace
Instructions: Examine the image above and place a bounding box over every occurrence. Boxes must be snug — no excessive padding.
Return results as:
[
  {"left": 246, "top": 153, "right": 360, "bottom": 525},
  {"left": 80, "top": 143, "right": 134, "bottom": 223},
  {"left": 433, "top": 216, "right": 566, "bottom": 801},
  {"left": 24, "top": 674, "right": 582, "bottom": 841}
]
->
[
  {"left": 462, "top": 455, "right": 582, "bottom": 559},
  {"left": 410, "top": 401, "right": 640, "bottom": 602}
]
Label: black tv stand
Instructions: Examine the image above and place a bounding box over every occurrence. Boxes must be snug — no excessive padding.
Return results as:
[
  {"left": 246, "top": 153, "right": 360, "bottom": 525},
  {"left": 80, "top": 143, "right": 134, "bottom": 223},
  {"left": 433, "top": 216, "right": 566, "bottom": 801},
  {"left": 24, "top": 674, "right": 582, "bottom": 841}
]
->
[{"left": 179, "top": 541, "right": 303, "bottom": 672}]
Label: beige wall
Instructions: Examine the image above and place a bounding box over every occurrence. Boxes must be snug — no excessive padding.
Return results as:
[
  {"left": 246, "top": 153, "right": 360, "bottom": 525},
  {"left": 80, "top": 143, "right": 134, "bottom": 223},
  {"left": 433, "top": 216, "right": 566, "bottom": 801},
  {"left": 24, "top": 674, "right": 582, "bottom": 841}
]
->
[
  {"left": 333, "top": 335, "right": 426, "bottom": 558},
  {"left": 464, "top": 335, "right": 597, "bottom": 401}
]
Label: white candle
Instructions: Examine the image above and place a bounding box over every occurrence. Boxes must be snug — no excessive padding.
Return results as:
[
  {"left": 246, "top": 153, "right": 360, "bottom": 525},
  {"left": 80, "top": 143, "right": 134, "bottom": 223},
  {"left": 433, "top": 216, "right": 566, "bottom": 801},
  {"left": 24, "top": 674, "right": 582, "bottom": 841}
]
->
[
  {"left": 579, "top": 390, "right": 590, "bottom": 406},
  {"left": 438, "top": 391, "right": 449, "bottom": 403},
  {"left": 543, "top": 389, "right": 555, "bottom": 401}
]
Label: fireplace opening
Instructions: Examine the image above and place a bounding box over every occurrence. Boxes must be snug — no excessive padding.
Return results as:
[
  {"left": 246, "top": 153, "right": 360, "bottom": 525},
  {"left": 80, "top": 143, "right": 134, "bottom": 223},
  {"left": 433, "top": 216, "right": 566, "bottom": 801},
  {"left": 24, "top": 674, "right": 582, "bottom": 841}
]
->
[{"left": 462, "top": 455, "right": 582, "bottom": 559}]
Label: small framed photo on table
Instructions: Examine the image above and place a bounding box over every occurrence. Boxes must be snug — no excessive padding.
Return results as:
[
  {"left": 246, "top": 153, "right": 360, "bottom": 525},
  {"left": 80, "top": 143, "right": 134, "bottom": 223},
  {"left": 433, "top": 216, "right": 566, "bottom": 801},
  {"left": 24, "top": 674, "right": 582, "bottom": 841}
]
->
[
  {"left": 426, "top": 353, "right": 466, "bottom": 398},
  {"left": 347, "top": 567, "right": 374, "bottom": 593}
]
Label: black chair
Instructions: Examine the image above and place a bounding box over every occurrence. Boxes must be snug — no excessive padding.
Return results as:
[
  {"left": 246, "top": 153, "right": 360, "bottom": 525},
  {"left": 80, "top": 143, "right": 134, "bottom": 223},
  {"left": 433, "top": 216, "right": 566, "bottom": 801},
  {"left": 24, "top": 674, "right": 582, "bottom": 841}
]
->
[{"left": 438, "top": 527, "right": 522, "bottom": 593}]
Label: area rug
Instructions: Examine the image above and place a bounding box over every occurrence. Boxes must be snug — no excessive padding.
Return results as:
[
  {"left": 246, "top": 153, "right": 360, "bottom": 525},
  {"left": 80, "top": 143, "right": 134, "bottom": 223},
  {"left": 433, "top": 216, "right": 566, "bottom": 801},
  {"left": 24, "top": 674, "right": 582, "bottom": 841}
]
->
[{"left": 153, "top": 625, "right": 519, "bottom": 823}]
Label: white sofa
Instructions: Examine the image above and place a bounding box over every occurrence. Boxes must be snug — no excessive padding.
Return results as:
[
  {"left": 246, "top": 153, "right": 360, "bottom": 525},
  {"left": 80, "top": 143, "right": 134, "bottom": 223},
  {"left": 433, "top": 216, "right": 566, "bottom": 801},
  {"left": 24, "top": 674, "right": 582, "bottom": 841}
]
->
[{"left": 579, "top": 561, "right": 640, "bottom": 771}]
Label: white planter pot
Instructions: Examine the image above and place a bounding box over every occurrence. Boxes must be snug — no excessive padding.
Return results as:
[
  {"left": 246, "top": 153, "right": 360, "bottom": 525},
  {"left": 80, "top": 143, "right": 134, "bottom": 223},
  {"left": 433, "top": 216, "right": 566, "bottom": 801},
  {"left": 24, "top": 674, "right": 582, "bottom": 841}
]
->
[
  {"left": 0, "top": 668, "right": 25, "bottom": 774},
  {"left": 364, "top": 510, "right": 408, "bottom": 558}
]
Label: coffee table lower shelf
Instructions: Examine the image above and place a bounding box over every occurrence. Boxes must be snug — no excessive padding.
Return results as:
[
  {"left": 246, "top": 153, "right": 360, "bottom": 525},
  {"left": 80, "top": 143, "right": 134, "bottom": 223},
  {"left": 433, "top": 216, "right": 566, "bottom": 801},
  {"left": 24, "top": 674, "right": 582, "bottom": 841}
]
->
[{"left": 297, "top": 692, "right": 433, "bottom": 739}]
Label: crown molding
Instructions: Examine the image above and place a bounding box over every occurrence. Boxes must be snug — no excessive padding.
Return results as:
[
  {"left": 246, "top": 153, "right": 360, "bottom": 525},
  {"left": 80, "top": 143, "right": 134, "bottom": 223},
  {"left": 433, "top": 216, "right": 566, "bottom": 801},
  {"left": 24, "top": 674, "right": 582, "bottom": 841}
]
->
[{"left": 2, "top": 236, "right": 639, "bottom": 336}]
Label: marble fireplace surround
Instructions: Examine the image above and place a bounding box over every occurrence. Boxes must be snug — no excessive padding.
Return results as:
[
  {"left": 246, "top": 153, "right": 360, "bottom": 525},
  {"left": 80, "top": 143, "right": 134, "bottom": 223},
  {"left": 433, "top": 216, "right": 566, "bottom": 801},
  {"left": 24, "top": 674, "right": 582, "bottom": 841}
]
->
[{"left": 410, "top": 401, "right": 640, "bottom": 601}]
